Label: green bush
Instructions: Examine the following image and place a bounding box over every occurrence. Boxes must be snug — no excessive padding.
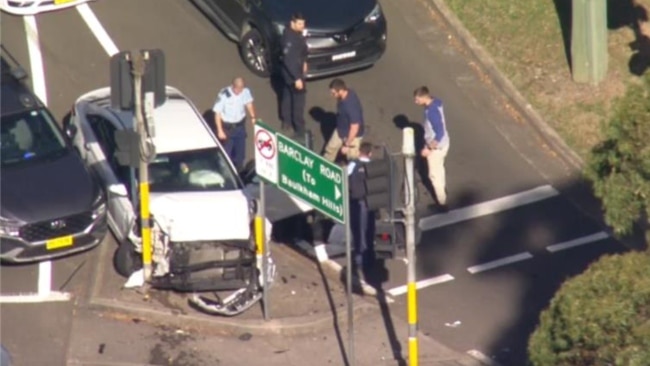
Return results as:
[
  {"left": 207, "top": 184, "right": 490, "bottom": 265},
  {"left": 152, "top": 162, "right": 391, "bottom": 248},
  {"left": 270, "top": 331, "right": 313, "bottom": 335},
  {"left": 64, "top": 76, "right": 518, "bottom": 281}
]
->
[
  {"left": 528, "top": 251, "right": 650, "bottom": 366},
  {"left": 585, "top": 73, "right": 650, "bottom": 237}
]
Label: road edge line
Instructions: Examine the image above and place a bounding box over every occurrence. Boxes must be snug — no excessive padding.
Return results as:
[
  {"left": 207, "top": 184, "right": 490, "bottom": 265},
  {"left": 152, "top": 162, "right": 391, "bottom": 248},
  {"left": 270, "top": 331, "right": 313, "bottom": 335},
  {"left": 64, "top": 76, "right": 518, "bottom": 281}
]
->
[
  {"left": 387, "top": 274, "right": 455, "bottom": 297},
  {"left": 0, "top": 291, "right": 71, "bottom": 303},
  {"left": 546, "top": 231, "right": 609, "bottom": 253},
  {"left": 23, "top": 15, "right": 57, "bottom": 299},
  {"left": 76, "top": 3, "right": 119, "bottom": 56},
  {"left": 419, "top": 185, "right": 559, "bottom": 231},
  {"left": 467, "top": 252, "right": 533, "bottom": 274}
]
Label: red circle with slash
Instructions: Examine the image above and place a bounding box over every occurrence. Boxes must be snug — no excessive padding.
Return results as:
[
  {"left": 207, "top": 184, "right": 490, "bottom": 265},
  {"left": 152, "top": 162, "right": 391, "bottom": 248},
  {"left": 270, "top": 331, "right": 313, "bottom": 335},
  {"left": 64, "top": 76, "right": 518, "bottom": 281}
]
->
[{"left": 255, "top": 129, "right": 275, "bottom": 159}]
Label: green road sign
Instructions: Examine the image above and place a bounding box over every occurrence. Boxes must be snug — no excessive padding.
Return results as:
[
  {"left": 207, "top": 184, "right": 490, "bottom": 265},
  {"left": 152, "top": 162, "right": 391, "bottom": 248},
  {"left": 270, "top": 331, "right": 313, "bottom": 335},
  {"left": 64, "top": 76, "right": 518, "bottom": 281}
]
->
[{"left": 276, "top": 134, "right": 346, "bottom": 223}]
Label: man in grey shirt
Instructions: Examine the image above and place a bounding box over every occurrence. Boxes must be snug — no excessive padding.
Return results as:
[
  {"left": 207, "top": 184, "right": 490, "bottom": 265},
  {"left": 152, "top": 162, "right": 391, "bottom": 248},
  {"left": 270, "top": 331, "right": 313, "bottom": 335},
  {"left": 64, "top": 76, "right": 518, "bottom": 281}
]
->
[{"left": 414, "top": 86, "right": 450, "bottom": 209}]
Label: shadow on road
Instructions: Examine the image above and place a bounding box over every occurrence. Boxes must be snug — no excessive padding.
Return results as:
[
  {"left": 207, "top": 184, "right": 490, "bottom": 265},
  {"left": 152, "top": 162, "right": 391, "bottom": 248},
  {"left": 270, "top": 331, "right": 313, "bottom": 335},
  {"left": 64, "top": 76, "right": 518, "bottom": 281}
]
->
[
  {"left": 315, "top": 260, "right": 350, "bottom": 366},
  {"left": 365, "top": 260, "right": 407, "bottom": 366},
  {"left": 309, "top": 106, "right": 337, "bottom": 155},
  {"left": 269, "top": 73, "right": 285, "bottom": 123}
]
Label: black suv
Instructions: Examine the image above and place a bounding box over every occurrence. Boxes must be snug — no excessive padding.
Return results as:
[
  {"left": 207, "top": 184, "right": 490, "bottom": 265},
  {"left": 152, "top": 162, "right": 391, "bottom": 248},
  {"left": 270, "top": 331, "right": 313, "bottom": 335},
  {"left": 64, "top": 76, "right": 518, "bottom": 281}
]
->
[
  {"left": 192, "top": 0, "right": 387, "bottom": 78},
  {"left": 0, "top": 52, "right": 108, "bottom": 263}
]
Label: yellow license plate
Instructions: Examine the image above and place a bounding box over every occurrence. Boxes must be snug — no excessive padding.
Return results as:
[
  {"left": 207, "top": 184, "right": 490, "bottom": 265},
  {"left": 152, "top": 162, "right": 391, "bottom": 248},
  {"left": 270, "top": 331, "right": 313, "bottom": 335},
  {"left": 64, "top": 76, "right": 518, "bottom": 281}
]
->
[
  {"left": 46, "top": 235, "right": 73, "bottom": 250},
  {"left": 54, "top": 0, "right": 75, "bottom": 5}
]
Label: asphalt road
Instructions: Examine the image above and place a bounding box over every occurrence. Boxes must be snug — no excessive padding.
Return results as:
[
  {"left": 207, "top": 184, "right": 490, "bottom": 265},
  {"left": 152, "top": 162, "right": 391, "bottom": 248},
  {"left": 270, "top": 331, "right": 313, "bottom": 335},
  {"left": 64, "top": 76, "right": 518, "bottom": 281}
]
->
[{"left": 0, "top": 0, "right": 631, "bottom": 365}]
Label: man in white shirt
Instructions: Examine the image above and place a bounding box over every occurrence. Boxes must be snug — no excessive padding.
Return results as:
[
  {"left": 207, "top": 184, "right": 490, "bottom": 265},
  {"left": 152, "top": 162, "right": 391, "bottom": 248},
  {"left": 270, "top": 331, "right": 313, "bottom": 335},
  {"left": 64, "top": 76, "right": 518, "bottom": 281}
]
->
[{"left": 212, "top": 77, "right": 257, "bottom": 171}]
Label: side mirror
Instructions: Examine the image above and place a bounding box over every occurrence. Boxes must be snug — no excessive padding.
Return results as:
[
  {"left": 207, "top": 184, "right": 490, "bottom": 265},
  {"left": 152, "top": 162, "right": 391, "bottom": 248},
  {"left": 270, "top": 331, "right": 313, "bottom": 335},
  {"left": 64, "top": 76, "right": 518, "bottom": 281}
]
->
[
  {"left": 64, "top": 122, "right": 78, "bottom": 140},
  {"left": 108, "top": 184, "right": 128, "bottom": 197}
]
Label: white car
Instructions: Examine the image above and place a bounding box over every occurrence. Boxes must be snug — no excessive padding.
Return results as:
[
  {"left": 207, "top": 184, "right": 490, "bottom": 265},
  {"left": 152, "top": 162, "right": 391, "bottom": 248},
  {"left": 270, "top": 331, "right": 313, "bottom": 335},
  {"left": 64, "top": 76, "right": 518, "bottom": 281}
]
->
[
  {"left": 0, "top": 0, "right": 93, "bottom": 15},
  {"left": 66, "top": 86, "right": 263, "bottom": 281}
]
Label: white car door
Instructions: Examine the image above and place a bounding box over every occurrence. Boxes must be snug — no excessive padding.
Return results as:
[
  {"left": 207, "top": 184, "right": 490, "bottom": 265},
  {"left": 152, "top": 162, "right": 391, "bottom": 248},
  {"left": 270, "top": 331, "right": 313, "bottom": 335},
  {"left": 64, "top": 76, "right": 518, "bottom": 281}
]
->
[{"left": 79, "top": 108, "right": 136, "bottom": 242}]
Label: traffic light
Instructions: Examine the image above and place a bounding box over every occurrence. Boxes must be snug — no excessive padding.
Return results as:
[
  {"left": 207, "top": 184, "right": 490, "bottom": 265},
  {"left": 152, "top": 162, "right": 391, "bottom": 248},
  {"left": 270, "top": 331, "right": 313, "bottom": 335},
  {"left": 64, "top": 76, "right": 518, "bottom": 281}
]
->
[
  {"left": 110, "top": 49, "right": 166, "bottom": 111},
  {"left": 361, "top": 150, "right": 406, "bottom": 259},
  {"left": 363, "top": 154, "right": 393, "bottom": 212}
]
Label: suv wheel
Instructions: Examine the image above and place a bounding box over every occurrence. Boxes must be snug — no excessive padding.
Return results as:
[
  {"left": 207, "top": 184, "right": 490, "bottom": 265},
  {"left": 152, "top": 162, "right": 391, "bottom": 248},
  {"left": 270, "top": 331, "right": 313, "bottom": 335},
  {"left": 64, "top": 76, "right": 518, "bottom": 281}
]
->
[
  {"left": 113, "top": 241, "right": 143, "bottom": 278},
  {"left": 239, "top": 28, "right": 271, "bottom": 78}
]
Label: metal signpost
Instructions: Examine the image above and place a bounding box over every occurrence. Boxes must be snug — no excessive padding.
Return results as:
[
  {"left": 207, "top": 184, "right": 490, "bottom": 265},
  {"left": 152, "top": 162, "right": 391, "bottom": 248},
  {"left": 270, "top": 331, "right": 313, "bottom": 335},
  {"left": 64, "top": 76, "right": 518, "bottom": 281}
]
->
[
  {"left": 253, "top": 122, "right": 354, "bottom": 365},
  {"left": 254, "top": 121, "right": 278, "bottom": 321},
  {"left": 402, "top": 127, "right": 419, "bottom": 366}
]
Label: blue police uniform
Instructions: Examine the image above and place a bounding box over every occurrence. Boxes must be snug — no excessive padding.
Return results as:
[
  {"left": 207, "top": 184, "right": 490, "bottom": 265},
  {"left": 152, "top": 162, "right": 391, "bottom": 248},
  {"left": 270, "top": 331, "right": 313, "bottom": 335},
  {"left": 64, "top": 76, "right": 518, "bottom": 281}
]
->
[
  {"left": 347, "top": 157, "right": 376, "bottom": 270},
  {"left": 212, "top": 86, "right": 253, "bottom": 170}
]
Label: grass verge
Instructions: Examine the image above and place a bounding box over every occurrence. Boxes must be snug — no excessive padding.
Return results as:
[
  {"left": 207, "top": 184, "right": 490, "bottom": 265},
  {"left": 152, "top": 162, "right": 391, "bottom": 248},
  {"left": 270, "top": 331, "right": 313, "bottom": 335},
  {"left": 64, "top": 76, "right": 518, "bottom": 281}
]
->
[{"left": 444, "top": 0, "right": 650, "bottom": 159}]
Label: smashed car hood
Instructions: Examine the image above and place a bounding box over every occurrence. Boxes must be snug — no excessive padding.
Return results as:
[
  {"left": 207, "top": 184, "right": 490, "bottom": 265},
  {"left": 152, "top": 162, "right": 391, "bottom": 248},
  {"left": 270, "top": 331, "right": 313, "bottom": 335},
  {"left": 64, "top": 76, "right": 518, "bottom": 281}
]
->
[{"left": 150, "top": 190, "right": 251, "bottom": 242}]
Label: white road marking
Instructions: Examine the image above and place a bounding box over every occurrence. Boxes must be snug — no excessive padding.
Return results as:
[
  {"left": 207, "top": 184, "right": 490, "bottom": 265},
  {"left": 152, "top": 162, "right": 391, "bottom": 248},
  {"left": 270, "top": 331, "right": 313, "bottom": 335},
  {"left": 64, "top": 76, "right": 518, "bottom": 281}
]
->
[
  {"left": 23, "top": 16, "right": 47, "bottom": 104},
  {"left": 313, "top": 244, "right": 329, "bottom": 263},
  {"left": 467, "top": 252, "right": 533, "bottom": 274},
  {"left": 38, "top": 260, "right": 52, "bottom": 295},
  {"left": 23, "top": 15, "right": 65, "bottom": 301},
  {"left": 76, "top": 3, "right": 119, "bottom": 56},
  {"left": 0, "top": 292, "right": 71, "bottom": 304},
  {"left": 419, "top": 185, "right": 559, "bottom": 231},
  {"left": 546, "top": 231, "right": 609, "bottom": 253},
  {"left": 387, "top": 274, "right": 455, "bottom": 297},
  {"left": 467, "top": 349, "right": 504, "bottom": 366}
]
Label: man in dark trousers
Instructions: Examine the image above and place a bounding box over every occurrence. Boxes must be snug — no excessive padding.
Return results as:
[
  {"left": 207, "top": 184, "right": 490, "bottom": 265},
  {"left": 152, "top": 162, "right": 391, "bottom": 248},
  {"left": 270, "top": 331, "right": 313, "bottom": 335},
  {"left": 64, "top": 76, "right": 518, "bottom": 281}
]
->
[
  {"left": 347, "top": 141, "right": 376, "bottom": 281},
  {"left": 280, "top": 12, "right": 308, "bottom": 138},
  {"left": 212, "top": 77, "right": 257, "bottom": 172}
]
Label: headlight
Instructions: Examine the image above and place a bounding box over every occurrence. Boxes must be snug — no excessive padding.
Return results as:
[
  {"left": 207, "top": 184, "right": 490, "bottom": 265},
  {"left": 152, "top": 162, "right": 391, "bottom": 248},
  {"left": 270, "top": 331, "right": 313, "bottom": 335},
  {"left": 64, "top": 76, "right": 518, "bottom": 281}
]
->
[
  {"left": 364, "top": 4, "right": 383, "bottom": 23},
  {"left": 0, "top": 217, "right": 24, "bottom": 237},
  {"left": 92, "top": 190, "right": 107, "bottom": 219}
]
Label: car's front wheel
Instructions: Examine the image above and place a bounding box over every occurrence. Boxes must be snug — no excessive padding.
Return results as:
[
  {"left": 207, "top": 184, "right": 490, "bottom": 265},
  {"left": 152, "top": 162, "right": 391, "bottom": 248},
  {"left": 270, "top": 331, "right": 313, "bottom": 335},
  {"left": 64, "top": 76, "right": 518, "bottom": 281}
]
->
[
  {"left": 113, "top": 241, "right": 143, "bottom": 278},
  {"left": 239, "top": 28, "right": 271, "bottom": 78}
]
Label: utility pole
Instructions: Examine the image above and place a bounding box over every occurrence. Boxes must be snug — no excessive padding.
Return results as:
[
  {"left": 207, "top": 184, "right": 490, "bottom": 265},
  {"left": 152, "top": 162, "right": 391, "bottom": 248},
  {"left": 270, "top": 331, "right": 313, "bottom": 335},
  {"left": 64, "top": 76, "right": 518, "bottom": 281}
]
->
[
  {"left": 255, "top": 180, "right": 269, "bottom": 320},
  {"left": 131, "top": 51, "right": 153, "bottom": 281},
  {"left": 571, "top": 0, "right": 608, "bottom": 84},
  {"left": 402, "top": 127, "right": 419, "bottom": 366},
  {"left": 111, "top": 49, "right": 165, "bottom": 283}
]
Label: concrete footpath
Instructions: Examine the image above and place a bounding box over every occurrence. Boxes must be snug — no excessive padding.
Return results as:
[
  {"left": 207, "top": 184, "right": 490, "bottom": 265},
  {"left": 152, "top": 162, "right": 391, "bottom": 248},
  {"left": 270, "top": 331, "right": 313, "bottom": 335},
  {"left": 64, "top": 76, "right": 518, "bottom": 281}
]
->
[{"left": 66, "top": 239, "right": 487, "bottom": 366}]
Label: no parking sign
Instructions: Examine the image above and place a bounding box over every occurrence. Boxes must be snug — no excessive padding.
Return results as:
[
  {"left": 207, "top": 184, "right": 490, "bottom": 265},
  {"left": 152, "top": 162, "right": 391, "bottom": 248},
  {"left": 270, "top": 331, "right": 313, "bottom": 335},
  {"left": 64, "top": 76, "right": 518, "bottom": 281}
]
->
[{"left": 254, "top": 121, "right": 278, "bottom": 184}]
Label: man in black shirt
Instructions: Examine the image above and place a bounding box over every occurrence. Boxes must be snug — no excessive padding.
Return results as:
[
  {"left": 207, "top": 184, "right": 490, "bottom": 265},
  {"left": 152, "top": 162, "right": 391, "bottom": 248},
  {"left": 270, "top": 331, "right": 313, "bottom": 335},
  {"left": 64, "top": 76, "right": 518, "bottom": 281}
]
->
[
  {"left": 280, "top": 12, "right": 308, "bottom": 137},
  {"left": 323, "top": 78, "right": 365, "bottom": 162}
]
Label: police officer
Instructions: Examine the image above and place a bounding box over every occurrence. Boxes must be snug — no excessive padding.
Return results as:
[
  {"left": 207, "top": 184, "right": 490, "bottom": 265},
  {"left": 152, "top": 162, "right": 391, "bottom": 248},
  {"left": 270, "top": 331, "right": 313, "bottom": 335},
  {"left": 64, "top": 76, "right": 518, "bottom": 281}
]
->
[
  {"left": 212, "top": 77, "right": 257, "bottom": 171},
  {"left": 280, "top": 12, "right": 308, "bottom": 138},
  {"left": 347, "top": 141, "right": 376, "bottom": 279}
]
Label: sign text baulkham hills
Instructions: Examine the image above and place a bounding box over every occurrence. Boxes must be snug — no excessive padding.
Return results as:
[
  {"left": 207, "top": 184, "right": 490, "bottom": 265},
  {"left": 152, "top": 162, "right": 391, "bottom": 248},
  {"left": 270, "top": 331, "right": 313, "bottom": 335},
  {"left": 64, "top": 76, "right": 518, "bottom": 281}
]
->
[{"left": 276, "top": 134, "right": 345, "bottom": 223}]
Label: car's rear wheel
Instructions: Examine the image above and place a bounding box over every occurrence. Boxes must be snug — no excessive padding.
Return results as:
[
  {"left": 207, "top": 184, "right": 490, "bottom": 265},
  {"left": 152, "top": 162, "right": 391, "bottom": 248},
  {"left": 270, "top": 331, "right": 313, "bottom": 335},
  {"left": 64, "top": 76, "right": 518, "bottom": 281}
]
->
[
  {"left": 113, "top": 241, "right": 142, "bottom": 278},
  {"left": 239, "top": 28, "right": 271, "bottom": 78}
]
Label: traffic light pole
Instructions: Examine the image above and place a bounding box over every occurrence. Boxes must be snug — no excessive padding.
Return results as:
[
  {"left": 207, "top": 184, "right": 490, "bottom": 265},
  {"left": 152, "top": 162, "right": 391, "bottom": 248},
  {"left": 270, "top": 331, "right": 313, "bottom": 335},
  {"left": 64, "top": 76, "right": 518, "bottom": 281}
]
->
[
  {"left": 571, "top": 0, "right": 608, "bottom": 84},
  {"left": 343, "top": 171, "right": 356, "bottom": 366},
  {"left": 132, "top": 52, "right": 153, "bottom": 281},
  {"left": 255, "top": 180, "right": 269, "bottom": 320},
  {"left": 402, "top": 127, "right": 419, "bottom": 366}
]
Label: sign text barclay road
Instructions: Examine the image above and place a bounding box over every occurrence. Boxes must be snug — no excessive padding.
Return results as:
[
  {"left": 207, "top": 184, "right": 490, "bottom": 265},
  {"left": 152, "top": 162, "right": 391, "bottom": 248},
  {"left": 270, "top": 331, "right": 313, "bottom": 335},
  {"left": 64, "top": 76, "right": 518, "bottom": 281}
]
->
[{"left": 277, "top": 134, "right": 345, "bottom": 223}]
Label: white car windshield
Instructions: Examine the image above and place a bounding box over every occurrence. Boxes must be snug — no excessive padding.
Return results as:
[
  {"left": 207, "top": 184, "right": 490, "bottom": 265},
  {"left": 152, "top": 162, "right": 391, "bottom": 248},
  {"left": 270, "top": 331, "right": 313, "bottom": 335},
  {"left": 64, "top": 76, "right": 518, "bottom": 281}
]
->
[
  {"left": 148, "top": 147, "right": 240, "bottom": 192},
  {"left": 0, "top": 108, "right": 68, "bottom": 167}
]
